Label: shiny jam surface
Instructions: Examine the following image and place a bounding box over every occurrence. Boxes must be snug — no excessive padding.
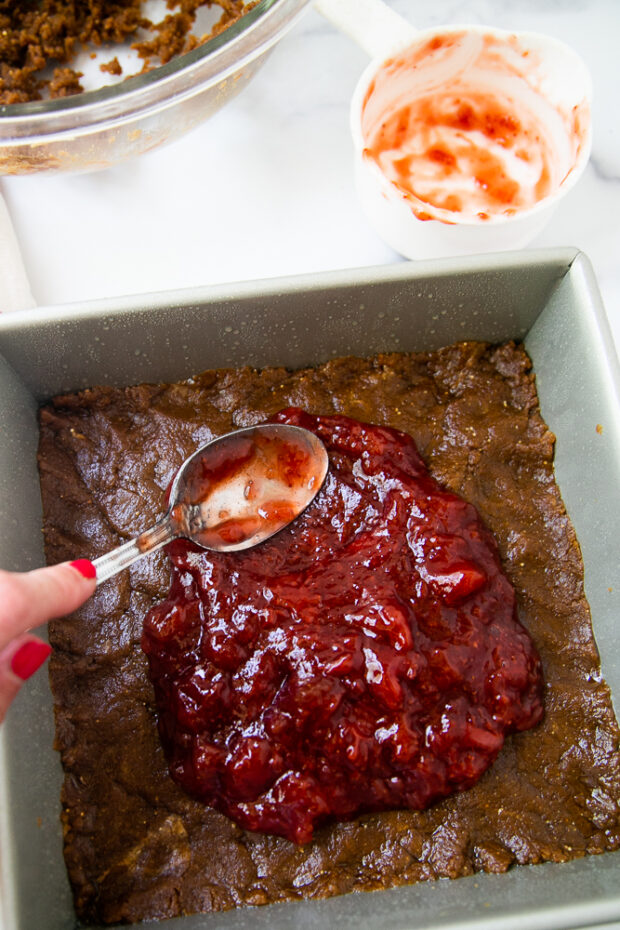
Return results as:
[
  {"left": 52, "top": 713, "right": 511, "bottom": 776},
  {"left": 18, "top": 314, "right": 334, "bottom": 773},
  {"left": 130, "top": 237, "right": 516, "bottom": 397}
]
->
[{"left": 142, "top": 409, "right": 544, "bottom": 844}]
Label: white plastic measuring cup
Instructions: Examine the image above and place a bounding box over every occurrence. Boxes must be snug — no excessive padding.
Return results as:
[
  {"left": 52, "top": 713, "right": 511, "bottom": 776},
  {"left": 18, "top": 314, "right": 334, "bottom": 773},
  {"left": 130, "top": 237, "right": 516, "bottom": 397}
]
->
[{"left": 315, "top": 0, "right": 592, "bottom": 259}]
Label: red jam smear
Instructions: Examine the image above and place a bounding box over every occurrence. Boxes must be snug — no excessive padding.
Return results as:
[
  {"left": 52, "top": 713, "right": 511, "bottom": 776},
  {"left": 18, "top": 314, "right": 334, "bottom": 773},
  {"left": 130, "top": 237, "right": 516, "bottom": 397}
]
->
[
  {"left": 359, "top": 31, "right": 587, "bottom": 222},
  {"left": 169, "top": 426, "right": 325, "bottom": 551},
  {"left": 142, "top": 409, "right": 544, "bottom": 844}
]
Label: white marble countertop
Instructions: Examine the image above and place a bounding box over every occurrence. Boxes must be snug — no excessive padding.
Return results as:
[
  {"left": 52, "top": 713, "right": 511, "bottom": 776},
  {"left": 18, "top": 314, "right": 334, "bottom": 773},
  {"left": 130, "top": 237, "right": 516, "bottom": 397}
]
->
[{"left": 1, "top": 0, "right": 619, "bottom": 357}]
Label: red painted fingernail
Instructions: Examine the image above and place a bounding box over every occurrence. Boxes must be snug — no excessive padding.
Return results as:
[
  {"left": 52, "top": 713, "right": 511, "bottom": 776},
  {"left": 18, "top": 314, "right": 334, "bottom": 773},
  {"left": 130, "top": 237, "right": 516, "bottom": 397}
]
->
[
  {"left": 70, "top": 559, "right": 96, "bottom": 580},
  {"left": 11, "top": 641, "right": 52, "bottom": 681}
]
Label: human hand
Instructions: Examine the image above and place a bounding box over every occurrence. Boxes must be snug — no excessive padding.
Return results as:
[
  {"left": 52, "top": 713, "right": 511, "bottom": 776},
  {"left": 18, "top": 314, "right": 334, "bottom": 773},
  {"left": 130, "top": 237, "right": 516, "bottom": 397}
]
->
[{"left": 0, "top": 560, "right": 96, "bottom": 723}]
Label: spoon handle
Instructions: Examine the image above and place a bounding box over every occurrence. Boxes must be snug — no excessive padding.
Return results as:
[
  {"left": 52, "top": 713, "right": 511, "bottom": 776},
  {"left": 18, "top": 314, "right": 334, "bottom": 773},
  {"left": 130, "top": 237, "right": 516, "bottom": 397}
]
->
[{"left": 92, "top": 517, "right": 177, "bottom": 585}]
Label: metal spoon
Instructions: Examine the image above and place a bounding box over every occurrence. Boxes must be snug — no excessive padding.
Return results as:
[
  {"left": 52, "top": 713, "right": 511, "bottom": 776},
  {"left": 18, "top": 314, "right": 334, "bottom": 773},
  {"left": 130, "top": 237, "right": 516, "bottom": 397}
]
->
[{"left": 92, "top": 423, "right": 329, "bottom": 585}]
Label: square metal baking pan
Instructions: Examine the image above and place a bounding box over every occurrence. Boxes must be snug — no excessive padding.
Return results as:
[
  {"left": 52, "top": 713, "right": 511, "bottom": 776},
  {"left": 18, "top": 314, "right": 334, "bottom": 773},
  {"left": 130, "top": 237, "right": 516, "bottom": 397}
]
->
[{"left": 0, "top": 248, "right": 618, "bottom": 930}]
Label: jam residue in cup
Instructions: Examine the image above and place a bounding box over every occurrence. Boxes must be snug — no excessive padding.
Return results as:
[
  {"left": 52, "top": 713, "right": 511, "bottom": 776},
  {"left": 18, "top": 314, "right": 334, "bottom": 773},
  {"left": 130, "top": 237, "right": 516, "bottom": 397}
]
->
[
  {"left": 360, "top": 31, "right": 589, "bottom": 222},
  {"left": 142, "top": 409, "right": 544, "bottom": 844}
]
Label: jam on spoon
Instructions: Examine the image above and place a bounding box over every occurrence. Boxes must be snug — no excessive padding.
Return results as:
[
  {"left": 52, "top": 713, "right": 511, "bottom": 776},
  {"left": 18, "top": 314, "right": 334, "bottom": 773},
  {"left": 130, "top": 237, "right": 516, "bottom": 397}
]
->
[{"left": 91, "top": 424, "right": 329, "bottom": 584}]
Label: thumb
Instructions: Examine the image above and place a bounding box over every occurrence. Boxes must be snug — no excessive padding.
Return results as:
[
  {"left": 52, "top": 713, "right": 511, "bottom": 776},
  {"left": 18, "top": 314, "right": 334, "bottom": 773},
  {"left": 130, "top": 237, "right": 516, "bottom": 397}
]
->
[{"left": 0, "top": 560, "right": 96, "bottom": 652}]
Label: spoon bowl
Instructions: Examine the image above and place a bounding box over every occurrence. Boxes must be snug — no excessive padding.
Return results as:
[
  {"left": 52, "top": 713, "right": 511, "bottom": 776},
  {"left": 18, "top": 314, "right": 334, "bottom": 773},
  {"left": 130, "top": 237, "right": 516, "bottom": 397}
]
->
[{"left": 92, "top": 423, "right": 329, "bottom": 584}]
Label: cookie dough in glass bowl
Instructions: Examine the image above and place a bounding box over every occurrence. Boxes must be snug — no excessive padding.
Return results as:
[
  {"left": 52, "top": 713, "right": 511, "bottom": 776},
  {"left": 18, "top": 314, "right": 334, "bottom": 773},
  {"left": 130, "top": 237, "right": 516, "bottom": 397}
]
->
[{"left": 0, "top": 0, "right": 312, "bottom": 175}]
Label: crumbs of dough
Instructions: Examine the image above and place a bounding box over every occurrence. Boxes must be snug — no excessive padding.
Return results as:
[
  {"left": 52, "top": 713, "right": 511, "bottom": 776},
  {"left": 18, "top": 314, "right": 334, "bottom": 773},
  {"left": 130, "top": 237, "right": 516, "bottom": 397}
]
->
[
  {"left": 100, "top": 57, "right": 123, "bottom": 77},
  {"left": 0, "top": 1, "right": 257, "bottom": 105}
]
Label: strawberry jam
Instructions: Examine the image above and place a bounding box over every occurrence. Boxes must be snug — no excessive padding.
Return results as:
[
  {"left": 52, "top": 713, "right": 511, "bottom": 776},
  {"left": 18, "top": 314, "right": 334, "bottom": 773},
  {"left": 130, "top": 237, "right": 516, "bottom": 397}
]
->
[{"left": 142, "top": 409, "right": 544, "bottom": 844}]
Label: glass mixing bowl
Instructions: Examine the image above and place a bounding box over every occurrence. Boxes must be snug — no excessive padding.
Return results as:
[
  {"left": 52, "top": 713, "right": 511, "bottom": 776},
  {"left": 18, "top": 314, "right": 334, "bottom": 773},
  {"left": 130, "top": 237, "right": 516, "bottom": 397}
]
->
[{"left": 0, "top": 0, "right": 312, "bottom": 175}]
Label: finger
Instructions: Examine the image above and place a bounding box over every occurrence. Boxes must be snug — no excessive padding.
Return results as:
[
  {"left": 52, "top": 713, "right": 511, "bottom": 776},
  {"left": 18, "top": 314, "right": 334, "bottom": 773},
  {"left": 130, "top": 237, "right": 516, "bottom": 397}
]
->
[
  {"left": 0, "top": 633, "right": 52, "bottom": 724},
  {"left": 0, "top": 560, "right": 96, "bottom": 652}
]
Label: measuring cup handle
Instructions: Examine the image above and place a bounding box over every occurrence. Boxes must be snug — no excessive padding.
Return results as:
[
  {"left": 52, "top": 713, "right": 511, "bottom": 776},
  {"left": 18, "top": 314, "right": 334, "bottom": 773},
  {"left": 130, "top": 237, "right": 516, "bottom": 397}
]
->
[
  {"left": 92, "top": 517, "right": 176, "bottom": 585},
  {"left": 314, "top": 0, "right": 417, "bottom": 60}
]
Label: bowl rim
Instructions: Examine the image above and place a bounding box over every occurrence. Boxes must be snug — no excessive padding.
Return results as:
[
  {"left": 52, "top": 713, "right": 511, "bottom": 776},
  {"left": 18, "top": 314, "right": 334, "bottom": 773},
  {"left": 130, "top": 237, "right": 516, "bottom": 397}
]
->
[{"left": 0, "top": 0, "right": 310, "bottom": 129}]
